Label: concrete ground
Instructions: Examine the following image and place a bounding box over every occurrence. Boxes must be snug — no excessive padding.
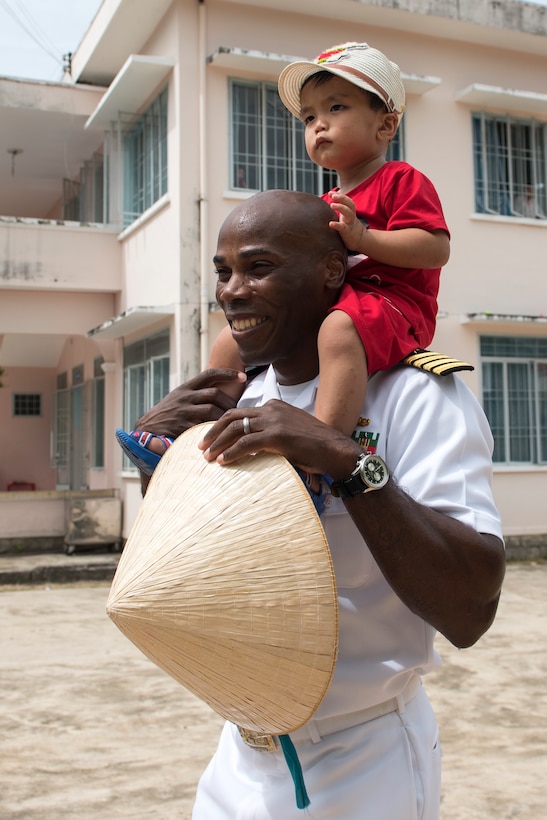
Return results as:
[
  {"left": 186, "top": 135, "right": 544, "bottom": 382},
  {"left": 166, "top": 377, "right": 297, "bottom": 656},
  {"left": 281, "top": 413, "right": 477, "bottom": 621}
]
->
[{"left": 1, "top": 561, "right": 545, "bottom": 819}]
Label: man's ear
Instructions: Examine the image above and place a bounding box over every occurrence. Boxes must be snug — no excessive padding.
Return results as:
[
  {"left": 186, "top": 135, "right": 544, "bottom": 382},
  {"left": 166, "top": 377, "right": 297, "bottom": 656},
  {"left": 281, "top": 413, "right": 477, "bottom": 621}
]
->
[{"left": 324, "top": 250, "right": 347, "bottom": 291}]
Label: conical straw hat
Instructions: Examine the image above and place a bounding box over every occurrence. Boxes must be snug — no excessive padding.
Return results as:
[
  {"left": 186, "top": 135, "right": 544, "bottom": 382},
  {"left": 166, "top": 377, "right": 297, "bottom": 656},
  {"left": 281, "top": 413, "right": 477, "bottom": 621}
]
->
[{"left": 107, "top": 422, "right": 338, "bottom": 735}]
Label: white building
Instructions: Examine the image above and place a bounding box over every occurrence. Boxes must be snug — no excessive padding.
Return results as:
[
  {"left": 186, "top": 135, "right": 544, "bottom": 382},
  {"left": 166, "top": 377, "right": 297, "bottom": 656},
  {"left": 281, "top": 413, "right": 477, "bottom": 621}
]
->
[{"left": 1, "top": 0, "right": 546, "bottom": 553}]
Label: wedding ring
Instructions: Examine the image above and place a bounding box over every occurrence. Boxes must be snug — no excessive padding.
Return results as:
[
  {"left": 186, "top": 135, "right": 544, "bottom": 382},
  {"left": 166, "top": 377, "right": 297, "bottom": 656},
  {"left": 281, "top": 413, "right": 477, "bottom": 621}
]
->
[{"left": 242, "top": 416, "right": 251, "bottom": 435}]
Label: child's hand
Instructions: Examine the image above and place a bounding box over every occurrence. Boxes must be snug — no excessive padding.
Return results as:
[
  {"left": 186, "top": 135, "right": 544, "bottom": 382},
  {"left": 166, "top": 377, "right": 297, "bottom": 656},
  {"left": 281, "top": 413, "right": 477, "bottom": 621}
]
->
[{"left": 328, "top": 190, "right": 369, "bottom": 252}]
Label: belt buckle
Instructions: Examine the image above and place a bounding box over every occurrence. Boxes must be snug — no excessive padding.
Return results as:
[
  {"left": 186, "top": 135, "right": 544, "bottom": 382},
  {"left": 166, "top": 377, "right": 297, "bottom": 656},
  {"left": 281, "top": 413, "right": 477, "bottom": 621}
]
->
[{"left": 238, "top": 726, "right": 277, "bottom": 752}]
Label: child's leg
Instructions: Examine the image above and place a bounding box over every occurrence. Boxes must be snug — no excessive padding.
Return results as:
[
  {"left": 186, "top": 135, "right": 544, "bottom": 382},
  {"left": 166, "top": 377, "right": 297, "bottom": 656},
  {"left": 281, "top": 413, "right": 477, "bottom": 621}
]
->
[
  {"left": 207, "top": 324, "right": 246, "bottom": 402},
  {"left": 292, "top": 311, "right": 366, "bottom": 511},
  {"left": 315, "top": 310, "right": 368, "bottom": 437}
]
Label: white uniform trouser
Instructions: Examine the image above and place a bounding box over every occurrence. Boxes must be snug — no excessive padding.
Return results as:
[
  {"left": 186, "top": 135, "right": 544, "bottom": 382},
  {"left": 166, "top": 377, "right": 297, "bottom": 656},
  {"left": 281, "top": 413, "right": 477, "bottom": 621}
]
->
[{"left": 192, "top": 686, "right": 441, "bottom": 820}]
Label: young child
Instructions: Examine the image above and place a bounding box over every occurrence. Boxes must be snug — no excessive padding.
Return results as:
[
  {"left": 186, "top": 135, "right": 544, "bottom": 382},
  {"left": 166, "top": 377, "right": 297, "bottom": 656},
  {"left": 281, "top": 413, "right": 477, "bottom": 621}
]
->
[
  {"left": 208, "top": 42, "right": 449, "bottom": 430},
  {"left": 117, "top": 42, "right": 449, "bottom": 499}
]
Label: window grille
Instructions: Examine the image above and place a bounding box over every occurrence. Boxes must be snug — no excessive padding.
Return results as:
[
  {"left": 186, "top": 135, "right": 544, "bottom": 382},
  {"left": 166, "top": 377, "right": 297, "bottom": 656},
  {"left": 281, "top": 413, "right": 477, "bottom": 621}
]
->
[
  {"left": 92, "top": 357, "right": 105, "bottom": 469},
  {"left": 481, "top": 336, "right": 547, "bottom": 464},
  {"left": 13, "top": 393, "right": 41, "bottom": 417},
  {"left": 72, "top": 364, "right": 84, "bottom": 386},
  {"left": 472, "top": 112, "right": 547, "bottom": 219},
  {"left": 230, "top": 79, "right": 402, "bottom": 194},
  {"left": 122, "top": 330, "right": 170, "bottom": 468},
  {"left": 122, "top": 87, "right": 168, "bottom": 226},
  {"left": 62, "top": 153, "right": 105, "bottom": 223}
]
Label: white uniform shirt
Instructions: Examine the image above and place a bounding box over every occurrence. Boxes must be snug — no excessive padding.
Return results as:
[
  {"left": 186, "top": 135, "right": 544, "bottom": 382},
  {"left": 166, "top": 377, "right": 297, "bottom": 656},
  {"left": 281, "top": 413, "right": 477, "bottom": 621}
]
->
[{"left": 238, "top": 364, "right": 503, "bottom": 719}]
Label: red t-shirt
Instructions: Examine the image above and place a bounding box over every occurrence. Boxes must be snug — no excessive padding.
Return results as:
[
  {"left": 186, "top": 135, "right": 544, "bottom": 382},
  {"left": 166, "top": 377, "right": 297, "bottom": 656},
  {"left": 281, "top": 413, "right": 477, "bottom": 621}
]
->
[{"left": 323, "top": 161, "right": 449, "bottom": 373}]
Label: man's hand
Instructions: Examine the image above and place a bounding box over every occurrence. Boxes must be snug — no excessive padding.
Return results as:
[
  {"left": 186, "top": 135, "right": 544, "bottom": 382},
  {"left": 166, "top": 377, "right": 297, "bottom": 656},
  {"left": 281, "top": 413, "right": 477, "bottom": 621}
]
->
[
  {"left": 137, "top": 369, "right": 246, "bottom": 439},
  {"left": 198, "top": 400, "right": 359, "bottom": 480}
]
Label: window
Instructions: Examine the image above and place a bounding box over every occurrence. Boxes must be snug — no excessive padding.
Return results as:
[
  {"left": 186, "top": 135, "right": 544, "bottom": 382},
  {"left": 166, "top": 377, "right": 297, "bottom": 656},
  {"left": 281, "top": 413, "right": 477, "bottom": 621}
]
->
[
  {"left": 13, "top": 393, "right": 41, "bottom": 417},
  {"left": 62, "top": 152, "right": 105, "bottom": 223},
  {"left": 80, "top": 153, "right": 105, "bottom": 223},
  {"left": 123, "top": 87, "right": 168, "bottom": 225},
  {"left": 63, "top": 85, "right": 168, "bottom": 227},
  {"left": 230, "top": 79, "right": 402, "bottom": 194},
  {"left": 92, "top": 357, "right": 105, "bottom": 469},
  {"left": 72, "top": 363, "right": 84, "bottom": 386},
  {"left": 123, "top": 330, "right": 170, "bottom": 467},
  {"left": 481, "top": 336, "right": 547, "bottom": 464},
  {"left": 472, "top": 112, "right": 547, "bottom": 219}
]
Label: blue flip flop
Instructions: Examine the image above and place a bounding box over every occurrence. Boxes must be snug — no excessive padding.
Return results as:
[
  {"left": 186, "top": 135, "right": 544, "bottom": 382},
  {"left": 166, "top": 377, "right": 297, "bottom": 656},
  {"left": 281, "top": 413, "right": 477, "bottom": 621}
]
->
[
  {"left": 115, "top": 429, "right": 174, "bottom": 476},
  {"left": 116, "top": 428, "right": 331, "bottom": 511}
]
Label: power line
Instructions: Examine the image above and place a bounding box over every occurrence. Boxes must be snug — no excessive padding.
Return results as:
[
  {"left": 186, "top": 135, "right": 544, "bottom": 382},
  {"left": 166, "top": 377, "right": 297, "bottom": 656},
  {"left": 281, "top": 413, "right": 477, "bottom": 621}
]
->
[
  {"left": 11, "top": 0, "right": 61, "bottom": 56},
  {"left": 0, "top": 0, "right": 62, "bottom": 68}
]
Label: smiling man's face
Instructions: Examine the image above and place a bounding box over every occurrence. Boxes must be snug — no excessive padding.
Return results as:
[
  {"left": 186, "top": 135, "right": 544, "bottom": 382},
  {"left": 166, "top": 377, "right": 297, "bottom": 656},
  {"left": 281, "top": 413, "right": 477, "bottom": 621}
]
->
[{"left": 213, "top": 191, "right": 346, "bottom": 384}]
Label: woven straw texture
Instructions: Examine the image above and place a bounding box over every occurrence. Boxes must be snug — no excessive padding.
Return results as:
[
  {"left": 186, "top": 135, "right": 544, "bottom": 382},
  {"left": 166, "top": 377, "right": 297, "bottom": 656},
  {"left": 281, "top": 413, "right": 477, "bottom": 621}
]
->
[
  {"left": 107, "top": 423, "right": 338, "bottom": 735},
  {"left": 278, "top": 42, "right": 405, "bottom": 120}
]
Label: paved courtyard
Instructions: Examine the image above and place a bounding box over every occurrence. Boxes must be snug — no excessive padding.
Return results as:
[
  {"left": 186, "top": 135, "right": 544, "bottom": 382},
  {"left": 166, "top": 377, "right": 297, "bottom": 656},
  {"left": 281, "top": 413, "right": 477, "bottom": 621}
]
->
[{"left": 1, "top": 562, "right": 545, "bottom": 819}]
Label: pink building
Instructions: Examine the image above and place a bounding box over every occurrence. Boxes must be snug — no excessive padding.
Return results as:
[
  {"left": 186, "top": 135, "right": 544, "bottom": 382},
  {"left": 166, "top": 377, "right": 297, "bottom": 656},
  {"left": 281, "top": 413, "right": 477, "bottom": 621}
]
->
[{"left": 1, "top": 0, "right": 546, "bottom": 553}]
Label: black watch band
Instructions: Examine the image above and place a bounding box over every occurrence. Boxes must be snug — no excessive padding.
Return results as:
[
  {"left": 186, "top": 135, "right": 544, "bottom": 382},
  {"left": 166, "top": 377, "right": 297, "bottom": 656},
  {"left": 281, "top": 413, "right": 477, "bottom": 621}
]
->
[{"left": 332, "top": 453, "right": 389, "bottom": 498}]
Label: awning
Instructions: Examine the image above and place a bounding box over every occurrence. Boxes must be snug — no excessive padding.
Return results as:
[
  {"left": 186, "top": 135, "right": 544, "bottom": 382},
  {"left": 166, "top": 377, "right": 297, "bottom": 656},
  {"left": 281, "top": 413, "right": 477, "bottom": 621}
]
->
[
  {"left": 208, "top": 47, "right": 440, "bottom": 95},
  {"left": 455, "top": 83, "right": 547, "bottom": 116},
  {"left": 87, "top": 306, "right": 175, "bottom": 339},
  {"left": 462, "top": 312, "right": 547, "bottom": 328},
  {"left": 85, "top": 54, "right": 175, "bottom": 130}
]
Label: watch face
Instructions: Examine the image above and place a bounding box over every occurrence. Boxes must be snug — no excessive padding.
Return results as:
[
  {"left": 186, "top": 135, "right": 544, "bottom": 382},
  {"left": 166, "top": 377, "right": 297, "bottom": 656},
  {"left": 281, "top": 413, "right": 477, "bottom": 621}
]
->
[
  {"left": 332, "top": 453, "right": 389, "bottom": 498},
  {"left": 361, "top": 455, "right": 388, "bottom": 489}
]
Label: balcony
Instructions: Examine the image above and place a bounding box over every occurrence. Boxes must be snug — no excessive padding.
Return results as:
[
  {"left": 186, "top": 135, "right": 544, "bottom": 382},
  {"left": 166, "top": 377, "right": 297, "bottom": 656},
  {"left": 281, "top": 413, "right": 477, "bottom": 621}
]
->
[{"left": 0, "top": 216, "right": 121, "bottom": 293}]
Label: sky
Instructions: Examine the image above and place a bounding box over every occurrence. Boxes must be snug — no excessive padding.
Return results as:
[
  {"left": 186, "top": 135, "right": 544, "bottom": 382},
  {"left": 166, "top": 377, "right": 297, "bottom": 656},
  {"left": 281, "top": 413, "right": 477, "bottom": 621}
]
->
[
  {"left": 0, "top": 0, "right": 546, "bottom": 83},
  {"left": 0, "top": 0, "right": 102, "bottom": 82}
]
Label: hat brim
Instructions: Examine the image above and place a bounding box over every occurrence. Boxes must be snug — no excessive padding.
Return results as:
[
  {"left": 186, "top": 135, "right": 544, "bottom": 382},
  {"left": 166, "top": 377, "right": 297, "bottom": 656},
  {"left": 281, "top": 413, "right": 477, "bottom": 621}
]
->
[
  {"left": 278, "top": 60, "right": 388, "bottom": 120},
  {"left": 107, "top": 422, "right": 339, "bottom": 735}
]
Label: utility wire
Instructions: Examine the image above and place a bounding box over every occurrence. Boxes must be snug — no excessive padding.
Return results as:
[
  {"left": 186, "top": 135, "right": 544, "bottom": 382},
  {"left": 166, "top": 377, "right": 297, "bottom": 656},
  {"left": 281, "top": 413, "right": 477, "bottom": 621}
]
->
[
  {"left": 0, "top": 0, "right": 62, "bottom": 67},
  {"left": 11, "top": 0, "right": 61, "bottom": 57}
]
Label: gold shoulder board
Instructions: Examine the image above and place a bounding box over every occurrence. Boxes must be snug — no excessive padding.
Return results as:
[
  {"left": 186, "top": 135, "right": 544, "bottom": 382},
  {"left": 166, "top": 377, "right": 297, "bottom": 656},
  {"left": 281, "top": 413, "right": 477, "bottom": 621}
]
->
[{"left": 401, "top": 349, "right": 474, "bottom": 376}]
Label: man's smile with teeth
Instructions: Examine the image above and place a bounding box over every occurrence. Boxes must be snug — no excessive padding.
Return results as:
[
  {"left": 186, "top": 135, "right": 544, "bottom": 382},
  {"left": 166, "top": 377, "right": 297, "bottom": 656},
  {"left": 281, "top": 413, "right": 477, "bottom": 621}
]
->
[{"left": 231, "top": 317, "right": 267, "bottom": 331}]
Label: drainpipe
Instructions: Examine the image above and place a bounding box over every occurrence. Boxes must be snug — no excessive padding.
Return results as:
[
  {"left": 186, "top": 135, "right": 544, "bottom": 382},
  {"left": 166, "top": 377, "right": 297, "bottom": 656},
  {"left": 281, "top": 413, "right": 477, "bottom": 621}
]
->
[{"left": 198, "top": 0, "right": 209, "bottom": 369}]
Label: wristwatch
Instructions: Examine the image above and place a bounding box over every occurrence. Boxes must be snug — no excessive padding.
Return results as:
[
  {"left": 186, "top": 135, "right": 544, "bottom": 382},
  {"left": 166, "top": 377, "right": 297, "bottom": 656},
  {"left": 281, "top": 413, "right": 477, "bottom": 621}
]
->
[{"left": 332, "top": 453, "right": 389, "bottom": 499}]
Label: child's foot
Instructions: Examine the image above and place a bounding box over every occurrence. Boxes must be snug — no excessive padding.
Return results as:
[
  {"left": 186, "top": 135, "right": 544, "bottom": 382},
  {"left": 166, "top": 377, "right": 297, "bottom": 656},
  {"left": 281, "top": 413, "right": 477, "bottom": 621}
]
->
[
  {"left": 115, "top": 429, "right": 174, "bottom": 476},
  {"left": 295, "top": 469, "right": 332, "bottom": 516}
]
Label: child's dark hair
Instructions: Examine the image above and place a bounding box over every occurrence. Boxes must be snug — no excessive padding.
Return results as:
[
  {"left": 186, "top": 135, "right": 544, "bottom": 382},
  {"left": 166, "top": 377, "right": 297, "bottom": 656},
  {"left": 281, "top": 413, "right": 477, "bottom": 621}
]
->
[{"left": 301, "top": 70, "right": 388, "bottom": 114}]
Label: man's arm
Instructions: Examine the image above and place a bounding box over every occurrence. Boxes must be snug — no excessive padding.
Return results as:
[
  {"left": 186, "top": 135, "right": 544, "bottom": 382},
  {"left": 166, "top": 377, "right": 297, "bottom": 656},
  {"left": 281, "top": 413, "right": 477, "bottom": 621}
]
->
[
  {"left": 198, "top": 400, "right": 505, "bottom": 650},
  {"left": 342, "top": 479, "right": 504, "bottom": 649}
]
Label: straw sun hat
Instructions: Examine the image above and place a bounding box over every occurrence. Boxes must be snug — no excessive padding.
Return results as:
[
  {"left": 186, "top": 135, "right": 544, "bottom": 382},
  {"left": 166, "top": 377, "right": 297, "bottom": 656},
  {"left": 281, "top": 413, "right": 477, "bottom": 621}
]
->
[
  {"left": 107, "top": 422, "right": 338, "bottom": 735},
  {"left": 278, "top": 41, "right": 406, "bottom": 121}
]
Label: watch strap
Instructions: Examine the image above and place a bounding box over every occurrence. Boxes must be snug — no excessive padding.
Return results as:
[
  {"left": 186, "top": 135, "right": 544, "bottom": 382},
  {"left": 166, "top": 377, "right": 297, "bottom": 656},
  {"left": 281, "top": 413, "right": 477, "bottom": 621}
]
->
[
  {"left": 331, "top": 453, "right": 389, "bottom": 498},
  {"left": 331, "top": 474, "right": 372, "bottom": 499}
]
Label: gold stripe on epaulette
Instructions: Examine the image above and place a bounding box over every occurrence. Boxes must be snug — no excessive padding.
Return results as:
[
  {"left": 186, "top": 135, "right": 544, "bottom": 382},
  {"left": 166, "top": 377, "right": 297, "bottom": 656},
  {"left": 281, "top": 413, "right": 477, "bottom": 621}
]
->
[{"left": 402, "top": 349, "right": 475, "bottom": 375}]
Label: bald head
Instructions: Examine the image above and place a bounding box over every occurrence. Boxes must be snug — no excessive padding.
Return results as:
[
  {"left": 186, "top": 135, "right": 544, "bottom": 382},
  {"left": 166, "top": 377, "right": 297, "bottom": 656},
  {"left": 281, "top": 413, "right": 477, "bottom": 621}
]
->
[
  {"left": 220, "top": 189, "right": 347, "bottom": 262},
  {"left": 214, "top": 190, "right": 347, "bottom": 381}
]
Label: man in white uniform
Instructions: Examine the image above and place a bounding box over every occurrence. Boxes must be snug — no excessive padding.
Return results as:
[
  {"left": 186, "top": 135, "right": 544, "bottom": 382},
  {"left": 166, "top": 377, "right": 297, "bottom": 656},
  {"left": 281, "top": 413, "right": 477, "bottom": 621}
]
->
[{"left": 137, "top": 190, "right": 505, "bottom": 819}]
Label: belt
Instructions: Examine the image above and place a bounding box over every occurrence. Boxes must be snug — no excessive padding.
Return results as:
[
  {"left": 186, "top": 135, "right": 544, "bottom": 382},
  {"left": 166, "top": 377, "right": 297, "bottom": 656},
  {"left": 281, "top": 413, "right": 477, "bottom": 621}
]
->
[{"left": 238, "top": 676, "right": 421, "bottom": 751}]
